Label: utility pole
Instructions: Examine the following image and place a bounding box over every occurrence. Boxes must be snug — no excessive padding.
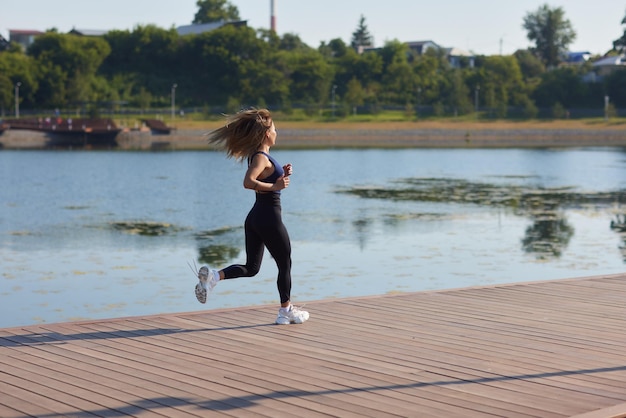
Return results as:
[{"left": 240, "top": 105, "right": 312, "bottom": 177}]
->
[
  {"left": 475, "top": 84, "right": 480, "bottom": 117},
  {"left": 171, "top": 83, "right": 177, "bottom": 122},
  {"left": 15, "top": 82, "right": 21, "bottom": 118}
]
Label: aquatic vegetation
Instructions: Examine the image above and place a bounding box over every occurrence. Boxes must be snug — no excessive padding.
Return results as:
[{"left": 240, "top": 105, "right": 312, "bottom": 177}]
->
[
  {"left": 194, "top": 226, "right": 242, "bottom": 240},
  {"left": 340, "top": 178, "right": 626, "bottom": 210},
  {"left": 110, "top": 221, "right": 183, "bottom": 236},
  {"left": 338, "top": 178, "right": 626, "bottom": 260},
  {"left": 63, "top": 205, "right": 90, "bottom": 210}
]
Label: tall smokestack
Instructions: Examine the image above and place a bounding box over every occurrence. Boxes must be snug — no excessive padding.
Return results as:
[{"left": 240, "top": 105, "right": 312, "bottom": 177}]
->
[{"left": 270, "top": 0, "right": 276, "bottom": 33}]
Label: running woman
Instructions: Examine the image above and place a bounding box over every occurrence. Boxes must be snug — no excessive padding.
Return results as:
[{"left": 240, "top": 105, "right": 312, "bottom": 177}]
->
[{"left": 194, "top": 108, "right": 309, "bottom": 325}]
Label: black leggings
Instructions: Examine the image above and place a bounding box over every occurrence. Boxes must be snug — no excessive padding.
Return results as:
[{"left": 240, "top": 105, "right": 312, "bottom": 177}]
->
[{"left": 222, "top": 193, "right": 292, "bottom": 304}]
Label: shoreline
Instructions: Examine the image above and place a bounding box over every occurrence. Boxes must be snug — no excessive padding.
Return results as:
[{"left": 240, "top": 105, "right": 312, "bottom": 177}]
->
[
  {"left": 121, "top": 125, "right": 626, "bottom": 149},
  {"left": 2, "top": 122, "right": 626, "bottom": 150}
]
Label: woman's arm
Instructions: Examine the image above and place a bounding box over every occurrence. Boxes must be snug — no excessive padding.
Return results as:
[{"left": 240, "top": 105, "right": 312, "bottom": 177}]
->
[{"left": 243, "top": 154, "right": 289, "bottom": 192}]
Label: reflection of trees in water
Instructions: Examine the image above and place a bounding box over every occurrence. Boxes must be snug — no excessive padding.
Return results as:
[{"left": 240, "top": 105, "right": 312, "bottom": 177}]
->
[
  {"left": 519, "top": 196, "right": 574, "bottom": 259},
  {"left": 610, "top": 214, "right": 626, "bottom": 263},
  {"left": 110, "top": 221, "right": 183, "bottom": 236},
  {"left": 521, "top": 214, "right": 574, "bottom": 259},
  {"left": 352, "top": 218, "right": 371, "bottom": 251},
  {"left": 339, "top": 178, "right": 626, "bottom": 260},
  {"left": 197, "top": 244, "right": 241, "bottom": 266},
  {"left": 195, "top": 226, "right": 243, "bottom": 266},
  {"left": 619, "top": 238, "right": 626, "bottom": 263}
]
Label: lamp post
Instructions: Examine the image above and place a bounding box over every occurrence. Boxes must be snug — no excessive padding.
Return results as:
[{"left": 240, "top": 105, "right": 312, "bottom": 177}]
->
[
  {"left": 171, "top": 83, "right": 177, "bottom": 122},
  {"left": 331, "top": 84, "right": 337, "bottom": 118},
  {"left": 474, "top": 84, "right": 480, "bottom": 117},
  {"left": 416, "top": 87, "right": 422, "bottom": 118},
  {"left": 15, "top": 82, "right": 21, "bottom": 118}
]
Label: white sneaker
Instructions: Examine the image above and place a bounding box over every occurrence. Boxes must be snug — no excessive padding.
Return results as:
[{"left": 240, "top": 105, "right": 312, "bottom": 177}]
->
[
  {"left": 275, "top": 305, "right": 309, "bottom": 325},
  {"left": 195, "top": 266, "right": 219, "bottom": 304}
]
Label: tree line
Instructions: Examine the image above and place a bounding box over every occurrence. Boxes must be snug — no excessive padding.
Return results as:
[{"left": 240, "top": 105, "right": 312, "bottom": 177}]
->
[{"left": 1, "top": 1, "right": 626, "bottom": 119}]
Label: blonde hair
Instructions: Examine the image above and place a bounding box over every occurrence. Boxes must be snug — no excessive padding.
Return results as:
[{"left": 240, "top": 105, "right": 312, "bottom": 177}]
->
[{"left": 207, "top": 108, "right": 273, "bottom": 161}]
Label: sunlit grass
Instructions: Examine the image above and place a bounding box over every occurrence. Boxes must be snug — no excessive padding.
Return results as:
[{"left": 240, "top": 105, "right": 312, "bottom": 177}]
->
[{"left": 159, "top": 110, "right": 626, "bottom": 131}]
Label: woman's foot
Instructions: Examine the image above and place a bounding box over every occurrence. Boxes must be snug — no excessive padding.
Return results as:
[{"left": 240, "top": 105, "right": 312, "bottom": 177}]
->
[
  {"left": 195, "top": 266, "right": 219, "bottom": 304},
  {"left": 275, "top": 305, "right": 309, "bottom": 325}
]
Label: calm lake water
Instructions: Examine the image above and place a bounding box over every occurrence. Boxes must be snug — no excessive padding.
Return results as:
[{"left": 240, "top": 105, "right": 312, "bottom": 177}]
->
[{"left": 1, "top": 147, "right": 625, "bottom": 328}]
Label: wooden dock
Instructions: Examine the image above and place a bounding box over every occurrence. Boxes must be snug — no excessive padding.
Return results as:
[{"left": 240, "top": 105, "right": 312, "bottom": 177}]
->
[{"left": 1, "top": 273, "right": 626, "bottom": 417}]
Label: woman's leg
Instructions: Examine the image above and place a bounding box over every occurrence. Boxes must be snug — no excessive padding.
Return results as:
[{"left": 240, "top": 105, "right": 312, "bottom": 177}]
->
[
  {"left": 259, "top": 206, "right": 292, "bottom": 305},
  {"left": 221, "top": 212, "right": 264, "bottom": 279}
]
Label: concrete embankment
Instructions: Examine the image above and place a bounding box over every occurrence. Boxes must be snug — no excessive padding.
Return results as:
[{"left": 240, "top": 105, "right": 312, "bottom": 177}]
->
[
  {"left": 120, "top": 127, "right": 626, "bottom": 149},
  {"left": 2, "top": 127, "right": 626, "bottom": 150}
]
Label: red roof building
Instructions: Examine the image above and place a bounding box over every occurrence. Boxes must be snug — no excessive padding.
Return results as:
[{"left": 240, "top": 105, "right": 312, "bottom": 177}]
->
[{"left": 8, "top": 29, "right": 44, "bottom": 50}]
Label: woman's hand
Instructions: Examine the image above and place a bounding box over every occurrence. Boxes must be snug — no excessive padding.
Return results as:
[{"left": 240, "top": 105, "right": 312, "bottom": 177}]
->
[
  {"left": 283, "top": 163, "right": 293, "bottom": 177},
  {"left": 274, "top": 175, "right": 290, "bottom": 190}
]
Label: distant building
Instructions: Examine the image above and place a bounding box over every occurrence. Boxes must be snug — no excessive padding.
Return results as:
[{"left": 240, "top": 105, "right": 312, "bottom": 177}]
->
[
  {"left": 444, "top": 47, "right": 475, "bottom": 68},
  {"left": 176, "top": 20, "right": 247, "bottom": 36},
  {"left": 0, "top": 34, "right": 9, "bottom": 51},
  {"left": 68, "top": 29, "right": 109, "bottom": 37},
  {"left": 8, "top": 29, "right": 44, "bottom": 50},
  {"left": 405, "top": 40, "right": 475, "bottom": 68},
  {"left": 362, "top": 40, "right": 475, "bottom": 68},
  {"left": 406, "top": 40, "right": 440, "bottom": 55},
  {"left": 591, "top": 54, "right": 626, "bottom": 77},
  {"left": 564, "top": 51, "right": 591, "bottom": 65}
]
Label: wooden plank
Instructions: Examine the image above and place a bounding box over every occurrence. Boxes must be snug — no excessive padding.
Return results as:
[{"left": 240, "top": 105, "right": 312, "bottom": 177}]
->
[
  {"left": 1, "top": 273, "right": 626, "bottom": 417},
  {"left": 571, "top": 402, "right": 626, "bottom": 418}
]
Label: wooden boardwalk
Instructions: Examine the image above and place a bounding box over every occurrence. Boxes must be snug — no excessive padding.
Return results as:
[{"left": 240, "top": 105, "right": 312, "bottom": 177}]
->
[{"left": 1, "top": 273, "right": 626, "bottom": 418}]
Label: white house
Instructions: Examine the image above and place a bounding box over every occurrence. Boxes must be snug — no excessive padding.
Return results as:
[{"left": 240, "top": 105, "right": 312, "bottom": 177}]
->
[
  {"left": 68, "top": 29, "right": 109, "bottom": 37},
  {"left": 176, "top": 20, "right": 247, "bottom": 37},
  {"left": 444, "top": 47, "right": 475, "bottom": 68},
  {"left": 592, "top": 54, "right": 626, "bottom": 77},
  {"left": 405, "top": 40, "right": 475, "bottom": 68}
]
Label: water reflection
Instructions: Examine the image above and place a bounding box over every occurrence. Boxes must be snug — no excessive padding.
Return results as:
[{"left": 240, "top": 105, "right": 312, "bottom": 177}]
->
[
  {"left": 339, "top": 178, "right": 626, "bottom": 259},
  {"left": 110, "top": 221, "right": 184, "bottom": 236},
  {"left": 521, "top": 215, "right": 574, "bottom": 259},
  {"left": 194, "top": 226, "right": 244, "bottom": 265},
  {"left": 197, "top": 244, "right": 241, "bottom": 266},
  {"left": 610, "top": 214, "right": 626, "bottom": 262}
]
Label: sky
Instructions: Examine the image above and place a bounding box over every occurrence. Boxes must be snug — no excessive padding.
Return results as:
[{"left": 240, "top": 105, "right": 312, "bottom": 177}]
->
[{"left": 1, "top": 0, "right": 624, "bottom": 56}]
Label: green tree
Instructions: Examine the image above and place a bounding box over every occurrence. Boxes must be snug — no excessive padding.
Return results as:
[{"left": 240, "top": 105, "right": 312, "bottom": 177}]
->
[
  {"left": 29, "top": 32, "right": 111, "bottom": 107},
  {"left": 137, "top": 87, "right": 153, "bottom": 112},
  {"left": 522, "top": 4, "right": 576, "bottom": 68},
  {"left": 351, "top": 15, "right": 374, "bottom": 52},
  {"left": 412, "top": 48, "right": 449, "bottom": 107},
  {"left": 482, "top": 55, "right": 526, "bottom": 107},
  {"left": 193, "top": 0, "right": 240, "bottom": 24},
  {"left": 532, "top": 66, "right": 588, "bottom": 108},
  {"left": 0, "top": 73, "right": 13, "bottom": 116},
  {"left": 179, "top": 25, "right": 290, "bottom": 107},
  {"left": 344, "top": 77, "right": 365, "bottom": 113},
  {"left": 319, "top": 38, "right": 349, "bottom": 58},
  {"left": 282, "top": 49, "right": 334, "bottom": 106},
  {"left": 102, "top": 25, "right": 179, "bottom": 101},
  {"left": 278, "top": 33, "right": 311, "bottom": 51},
  {"left": 379, "top": 41, "right": 415, "bottom": 104},
  {"left": 0, "top": 50, "right": 38, "bottom": 109},
  {"left": 605, "top": 69, "right": 626, "bottom": 107},
  {"left": 613, "top": 10, "right": 626, "bottom": 52},
  {"left": 328, "top": 38, "right": 382, "bottom": 108},
  {"left": 513, "top": 49, "right": 545, "bottom": 80},
  {"left": 444, "top": 69, "right": 472, "bottom": 116}
]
